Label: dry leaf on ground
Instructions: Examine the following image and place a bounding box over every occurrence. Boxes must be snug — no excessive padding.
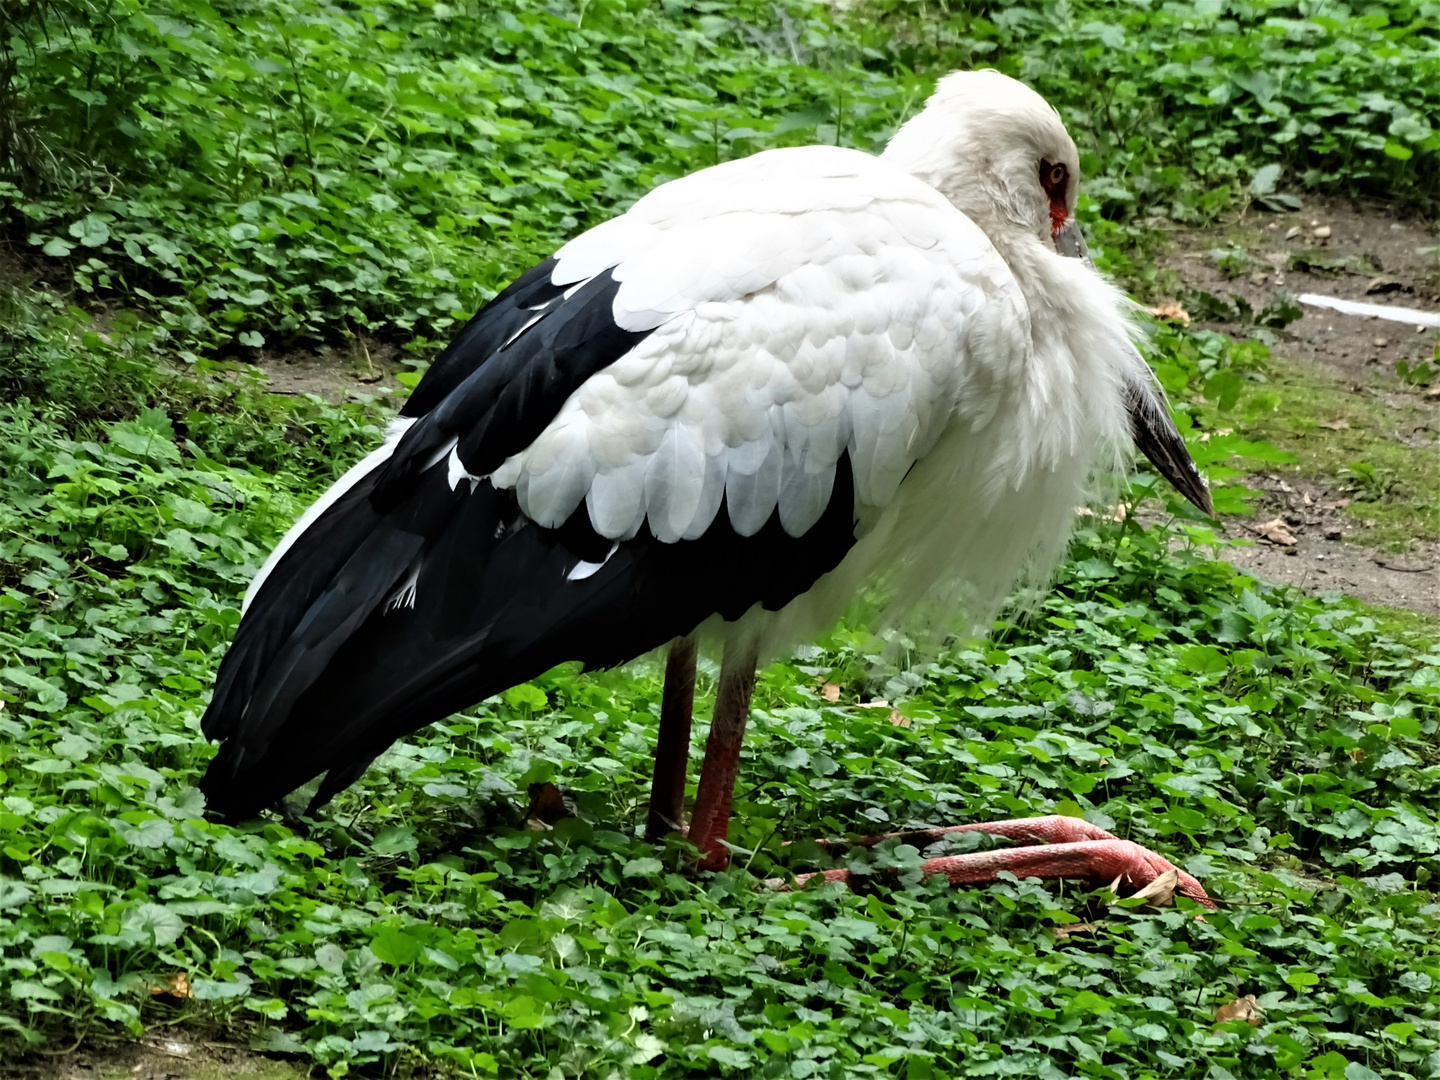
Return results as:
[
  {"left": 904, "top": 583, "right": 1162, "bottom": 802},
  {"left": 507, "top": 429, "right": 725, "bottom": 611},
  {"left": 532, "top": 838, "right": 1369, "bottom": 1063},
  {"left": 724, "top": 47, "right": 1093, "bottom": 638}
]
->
[
  {"left": 1322, "top": 498, "right": 1353, "bottom": 510},
  {"left": 1129, "top": 868, "right": 1179, "bottom": 908},
  {"left": 1215, "top": 994, "right": 1264, "bottom": 1026},
  {"left": 1318, "top": 419, "right": 1350, "bottom": 430},
  {"left": 855, "top": 698, "right": 910, "bottom": 726},
  {"left": 150, "top": 971, "right": 190, "bottom": 998},
  {"left": 1149, "top": 302, "right": 1191, "bottom": 324},
  {"left": 820, "top": 682, "right": 841, "bottom": 703},
  {"left": 524, "top": 781, "right": 574, "bottom": 829},
  {"left": 1050, "top": 921, "right": 1107, "bottom": 940},
  {"left": 1254, "top": 518, "right": 1298, "bottom": 545}
]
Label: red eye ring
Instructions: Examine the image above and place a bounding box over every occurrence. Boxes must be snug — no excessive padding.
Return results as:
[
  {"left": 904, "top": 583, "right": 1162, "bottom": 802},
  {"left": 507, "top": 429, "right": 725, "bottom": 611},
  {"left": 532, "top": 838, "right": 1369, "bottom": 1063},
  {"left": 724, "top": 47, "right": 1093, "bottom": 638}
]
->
[{"left": 1040, "top": 159, "right": 1071, "bottom": 237}]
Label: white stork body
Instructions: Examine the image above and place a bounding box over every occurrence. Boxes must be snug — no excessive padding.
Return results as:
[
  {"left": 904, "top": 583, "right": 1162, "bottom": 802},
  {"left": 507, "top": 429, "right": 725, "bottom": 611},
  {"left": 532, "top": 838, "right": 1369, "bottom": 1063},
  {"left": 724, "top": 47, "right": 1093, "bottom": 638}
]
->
[
  {"left": 205, "top": 72, "right": 1203, "bottom": 823},
  {"left": 497, "top": 144, "right": 1141, "bottom": 652}
]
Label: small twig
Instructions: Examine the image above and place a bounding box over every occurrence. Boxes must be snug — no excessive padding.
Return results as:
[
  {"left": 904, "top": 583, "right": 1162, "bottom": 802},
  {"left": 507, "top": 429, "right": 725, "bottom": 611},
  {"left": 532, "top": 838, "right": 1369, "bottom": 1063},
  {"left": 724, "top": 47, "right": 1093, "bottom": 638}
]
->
[{"left": 1373, "top": 557, "right": 1434, "bottom": 573}]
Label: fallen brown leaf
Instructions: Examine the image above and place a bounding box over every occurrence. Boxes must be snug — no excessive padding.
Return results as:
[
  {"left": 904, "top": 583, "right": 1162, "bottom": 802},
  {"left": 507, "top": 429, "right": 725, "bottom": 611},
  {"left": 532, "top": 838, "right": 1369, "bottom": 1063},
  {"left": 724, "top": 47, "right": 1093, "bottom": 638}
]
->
[
  {"left": 1214, "top": 994, "right": 1264, "bottom": 1026},
  {"left": 1349, "top": 748, "right": 1366, "bottom": 763},
  {"left": 150, "top": 971, "right": 190, "bottom": 999},
  {"left": 1318, "top": 419, "right": 1350, "bottom": 430},
  {"left": 1254, "top": 518, "right": 1298, "bottom": 546},
  {"left": 852, "top": 699, "right": 910, "bottom": 726},
  {"left": 1129, "top": 868, "right": 1179, "bottom": 908},
  {"left": 1364, "top": 276, "right": 1405, "bottom": 295},
  {"left": 524, "top": 781, "right": 574, "bottom": 829},
  {"left": 1149, "top": 302, "right": 1191, "bottom": 325},
  {"left": 1322, "top": 498, "right": 1353, "bottom": 510},
  {"left": 821, "top": 682, "right": 841, "bottom": 703},
  {"left": 1302, "top": 492, "right": 1313, "bottom": 506},
  {"left": 1050, "top": 921, "right": 1107, "bottom": 941}
]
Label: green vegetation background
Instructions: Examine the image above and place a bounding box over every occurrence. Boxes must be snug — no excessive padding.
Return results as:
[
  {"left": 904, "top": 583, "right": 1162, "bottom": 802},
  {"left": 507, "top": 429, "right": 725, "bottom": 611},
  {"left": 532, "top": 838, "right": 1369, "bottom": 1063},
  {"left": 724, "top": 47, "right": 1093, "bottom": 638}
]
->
[{"left": 1, "top": 1, "right": 1439, "bottom": 1078}]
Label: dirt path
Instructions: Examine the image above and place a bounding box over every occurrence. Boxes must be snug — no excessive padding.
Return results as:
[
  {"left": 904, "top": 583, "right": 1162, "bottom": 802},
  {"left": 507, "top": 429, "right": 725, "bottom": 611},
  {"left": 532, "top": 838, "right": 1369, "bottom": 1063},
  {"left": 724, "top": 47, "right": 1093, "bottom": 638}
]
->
[
  {"left": 1157, "top": 196, "right": 1439, "bottom": 382},
  {"left": 1212, "top": 473, "right": 1438, "bottom": 617},
  {"left": 2, "top": 1038, "right": 305, "bottom": 1080},
  {"left": 1156, "top": 197, "right": 1439, "bottom": 618},
  {"left": 246, "top": 335, "right": 408, "bottom": 401}
]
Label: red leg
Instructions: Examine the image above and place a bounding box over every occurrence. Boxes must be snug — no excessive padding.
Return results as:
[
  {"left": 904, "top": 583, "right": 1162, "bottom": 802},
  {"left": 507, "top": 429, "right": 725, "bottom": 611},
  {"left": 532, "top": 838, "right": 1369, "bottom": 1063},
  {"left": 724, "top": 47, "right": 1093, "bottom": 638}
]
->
[
  {"left": 687, "top": 641, "right": 757, "bottom": 871},
  {"left": 773, "top": 816, "right": 1214, "bottom": 908},
  {"left": 645, "top": 636, "right": 698, "bottom": 842}
]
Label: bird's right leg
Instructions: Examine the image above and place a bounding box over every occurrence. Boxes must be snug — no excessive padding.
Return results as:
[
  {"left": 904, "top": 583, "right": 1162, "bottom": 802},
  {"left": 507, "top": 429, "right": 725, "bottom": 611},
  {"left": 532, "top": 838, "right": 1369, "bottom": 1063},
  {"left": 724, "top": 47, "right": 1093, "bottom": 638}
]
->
[
  {"left": 686, "top": 640, "right": 758, "bottom": 871},
  {"left": 644, "top": 635, "right": 698, "bottom": 842}
]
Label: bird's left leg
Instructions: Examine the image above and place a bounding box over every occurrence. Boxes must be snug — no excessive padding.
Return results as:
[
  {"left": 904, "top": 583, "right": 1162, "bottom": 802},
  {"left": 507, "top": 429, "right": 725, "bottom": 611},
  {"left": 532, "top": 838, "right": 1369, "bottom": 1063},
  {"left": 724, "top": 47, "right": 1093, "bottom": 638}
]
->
[
  {"left": 686, "top": 640, "right": 758, "bottom": 871},
  {"left": 775, "top": 816, "right": 1214, "bottom": 908},
  {"left": 644, "top": 635, "right": 698, "bottom": 842}
]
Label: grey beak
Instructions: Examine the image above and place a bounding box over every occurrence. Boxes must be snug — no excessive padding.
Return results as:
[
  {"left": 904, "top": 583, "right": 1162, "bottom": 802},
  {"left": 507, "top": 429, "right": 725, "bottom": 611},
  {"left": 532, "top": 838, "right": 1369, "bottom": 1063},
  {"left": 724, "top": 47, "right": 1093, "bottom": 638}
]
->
[
  {"left": 1124, "top": 371, "right": 1213, "bottom": 516},
  {"left": 1055, "top": 218, "right": 1090, "bottom": 263}
]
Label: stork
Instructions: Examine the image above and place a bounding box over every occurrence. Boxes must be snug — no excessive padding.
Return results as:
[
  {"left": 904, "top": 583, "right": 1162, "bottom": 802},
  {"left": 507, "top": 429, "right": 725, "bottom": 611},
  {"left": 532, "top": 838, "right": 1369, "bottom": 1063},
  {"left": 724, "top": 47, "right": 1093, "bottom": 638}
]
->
[{"left": 200, "top": 71, "right": 1215, "bottom": 905}]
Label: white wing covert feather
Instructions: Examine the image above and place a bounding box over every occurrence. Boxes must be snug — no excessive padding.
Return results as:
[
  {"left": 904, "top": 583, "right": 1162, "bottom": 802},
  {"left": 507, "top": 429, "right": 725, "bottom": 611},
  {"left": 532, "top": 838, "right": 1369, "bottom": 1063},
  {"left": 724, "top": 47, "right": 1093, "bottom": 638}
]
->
[{"left": 493, "top": 145, "right": 1030, "bottom": 545}]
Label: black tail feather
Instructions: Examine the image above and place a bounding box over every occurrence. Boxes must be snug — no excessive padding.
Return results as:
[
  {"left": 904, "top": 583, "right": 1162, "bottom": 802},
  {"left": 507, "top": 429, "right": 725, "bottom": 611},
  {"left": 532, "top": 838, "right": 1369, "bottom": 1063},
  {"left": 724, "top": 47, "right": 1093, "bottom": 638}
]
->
[{"left": 200, "top": 453, "right": 858, "bottom": 818}]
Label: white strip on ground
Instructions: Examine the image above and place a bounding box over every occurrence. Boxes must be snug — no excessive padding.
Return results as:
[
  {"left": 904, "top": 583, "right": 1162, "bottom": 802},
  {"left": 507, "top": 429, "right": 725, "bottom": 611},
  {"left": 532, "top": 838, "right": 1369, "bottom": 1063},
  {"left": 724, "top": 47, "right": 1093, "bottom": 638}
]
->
[{"left": 1297, "top": 293, "right": 1440, "bottom": 328}]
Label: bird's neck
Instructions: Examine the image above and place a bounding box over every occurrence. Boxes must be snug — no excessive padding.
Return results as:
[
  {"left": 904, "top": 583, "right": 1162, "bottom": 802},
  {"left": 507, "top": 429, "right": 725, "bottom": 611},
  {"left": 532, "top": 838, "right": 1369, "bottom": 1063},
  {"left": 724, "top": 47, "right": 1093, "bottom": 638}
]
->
[{"left": 881, "top": 142, "right": 1050, "bottom": 297}]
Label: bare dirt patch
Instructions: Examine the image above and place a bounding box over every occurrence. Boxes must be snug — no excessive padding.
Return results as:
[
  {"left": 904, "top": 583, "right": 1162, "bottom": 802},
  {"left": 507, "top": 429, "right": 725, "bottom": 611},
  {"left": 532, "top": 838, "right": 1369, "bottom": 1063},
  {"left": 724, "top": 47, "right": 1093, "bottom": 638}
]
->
[
  {"left": 1156, "top": 198, "right": 1439, "bottom": 616},
  {"left": 2, "top": 1037, "right": 305, "bottom": 1080},
  {"left": 243, "top": 336, "right": 408, "bottom": 402},
  {"left": 1157, "top": 196, "right": 1440, "bottom": 383},
  {"left": 1213, "top": 473, "right": 1438, "bottom": 616}
]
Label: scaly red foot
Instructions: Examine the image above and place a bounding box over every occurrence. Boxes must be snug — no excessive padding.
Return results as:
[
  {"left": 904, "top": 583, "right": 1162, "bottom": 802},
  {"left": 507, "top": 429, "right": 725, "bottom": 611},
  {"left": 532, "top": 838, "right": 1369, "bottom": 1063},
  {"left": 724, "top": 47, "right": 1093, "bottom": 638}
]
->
[{"left": 766, "top": 815, "right": 1214, "bottom": 908}]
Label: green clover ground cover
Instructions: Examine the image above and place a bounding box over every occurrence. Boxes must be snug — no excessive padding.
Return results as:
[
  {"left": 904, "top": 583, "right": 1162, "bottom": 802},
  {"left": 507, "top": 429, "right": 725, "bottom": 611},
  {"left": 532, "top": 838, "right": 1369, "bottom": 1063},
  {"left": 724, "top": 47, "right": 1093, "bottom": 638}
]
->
[
  {"left": 3, "top": 321, "right": 1439, "bottom": 1076},
  {"left": 3, "top": 0, "right": 1440, "bottom": 1077},
  {"left": 7, "top": 0, "right": 1440, "bottom": 353}
]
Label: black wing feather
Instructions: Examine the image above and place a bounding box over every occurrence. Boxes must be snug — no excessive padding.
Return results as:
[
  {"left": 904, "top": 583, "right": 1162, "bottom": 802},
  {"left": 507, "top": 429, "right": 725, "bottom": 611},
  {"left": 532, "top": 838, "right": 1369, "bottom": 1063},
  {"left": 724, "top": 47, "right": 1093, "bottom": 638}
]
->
[
  {"left": 199, "top": 258, "right": 859, "bottom": 818},
  {"left": 400, "top": 257, "right": 566, "bottom": 418},
  {"left": 374, "top": 269, "right": 645, "bottom": 513}
]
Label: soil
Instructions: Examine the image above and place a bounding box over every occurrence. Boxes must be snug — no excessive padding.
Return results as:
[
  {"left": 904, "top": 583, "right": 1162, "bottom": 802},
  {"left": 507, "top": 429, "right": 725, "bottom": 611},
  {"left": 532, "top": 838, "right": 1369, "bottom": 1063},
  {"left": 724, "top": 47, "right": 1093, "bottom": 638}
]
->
[
  {"left": 244, "top": 336, "right": 407, "bottom": 402},
  {"left": 1155, "top": 195, "right": 1440, "bottom": 383},
  {"left": 1210, "top": 473, "right": 1439, "bottom": 617},
  {"left": 2, "top": 1038, "right": 305, "bottom": 1080},
  {"left": 1156, "top": 196, "right": 1440, "bottom": 618}
]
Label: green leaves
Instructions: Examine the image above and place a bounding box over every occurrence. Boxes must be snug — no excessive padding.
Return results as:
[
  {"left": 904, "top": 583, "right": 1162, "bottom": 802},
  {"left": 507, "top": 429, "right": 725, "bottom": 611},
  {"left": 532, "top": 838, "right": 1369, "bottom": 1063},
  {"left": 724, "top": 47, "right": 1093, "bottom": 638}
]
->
[
  {"left": 4, "top": 0, "right": 919, "bottom": 350},
  {"left": 2, "top": 1, "right": 1440, "bottom": 1076},
  {"left": 369, "top": 927, "right": 420, "bottom": 966}
]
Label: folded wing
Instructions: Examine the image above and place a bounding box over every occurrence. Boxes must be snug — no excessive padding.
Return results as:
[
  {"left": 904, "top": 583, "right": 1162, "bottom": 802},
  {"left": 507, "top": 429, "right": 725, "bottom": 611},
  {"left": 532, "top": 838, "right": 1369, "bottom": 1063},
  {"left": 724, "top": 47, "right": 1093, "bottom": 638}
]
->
[{"left": 199, "top": 145, "right": 1026, "bottom": 816}]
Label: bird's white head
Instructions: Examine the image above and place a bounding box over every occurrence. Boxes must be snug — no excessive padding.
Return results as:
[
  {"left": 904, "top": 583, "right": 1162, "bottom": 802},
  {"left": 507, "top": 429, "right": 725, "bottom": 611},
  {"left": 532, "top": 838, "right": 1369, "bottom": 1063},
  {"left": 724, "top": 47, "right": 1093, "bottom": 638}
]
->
[{"left": 882, "top": 70, "right": 1082, "bottom": 262}]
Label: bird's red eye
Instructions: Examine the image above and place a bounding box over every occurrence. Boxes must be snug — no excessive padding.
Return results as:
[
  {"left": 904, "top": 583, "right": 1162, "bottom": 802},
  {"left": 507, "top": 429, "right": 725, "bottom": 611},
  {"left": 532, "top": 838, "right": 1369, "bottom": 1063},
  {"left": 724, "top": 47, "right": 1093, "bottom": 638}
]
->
[
  {"left": 1040, "top": 160, "right": 1069, "bottom": 195},
  {"left": 1039, "top": 159, "right": 1070, "bottom": 237}
]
